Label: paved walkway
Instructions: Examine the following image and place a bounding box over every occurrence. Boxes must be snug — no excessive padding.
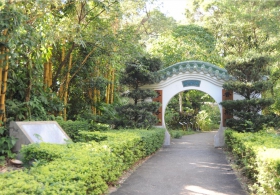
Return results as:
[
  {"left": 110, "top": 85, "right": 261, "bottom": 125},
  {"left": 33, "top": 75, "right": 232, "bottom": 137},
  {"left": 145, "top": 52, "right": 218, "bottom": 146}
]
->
[{"left": 110, "top": 132, "right": 247, "bottom": 195}]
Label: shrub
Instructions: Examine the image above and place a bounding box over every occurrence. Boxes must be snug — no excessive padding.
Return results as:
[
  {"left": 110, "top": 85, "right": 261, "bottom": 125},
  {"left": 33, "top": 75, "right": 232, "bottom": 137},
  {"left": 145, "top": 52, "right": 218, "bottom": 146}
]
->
[
  {"left": 220, "top": 57, "right": 275, "bottom": 132},
  {"left": 57, "top": 120, "right": 110, "bottom": 142},
  {"left": 169, "top": 130, "right": 196, "bottom": 139},
  {"left": 57, "top": 120, "right": 90, "bottom": 141},
  {"left": 77, "top": 131, "right": 108, "bottom": 142},
  {"left": 0, "top": 128, "right": 165, "bottom": 194},
  {"left": 116, "top": 57, "right": 162, "bottom": 129},
  {"left": 225, "top": 129, "right": 280, "bottom": 194},
  {"left": 170, "top": 130, "right": 183, "bottom": 138},
  {"left": 0, "top": 127, "right": 16, "bottom": 162}
]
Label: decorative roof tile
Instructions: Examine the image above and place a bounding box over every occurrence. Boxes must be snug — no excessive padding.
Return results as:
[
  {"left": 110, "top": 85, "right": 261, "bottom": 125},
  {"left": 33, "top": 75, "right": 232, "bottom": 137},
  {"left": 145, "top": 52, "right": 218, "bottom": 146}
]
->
[{"left": 153, "top": 61, "right": 233, "bottom": 83}]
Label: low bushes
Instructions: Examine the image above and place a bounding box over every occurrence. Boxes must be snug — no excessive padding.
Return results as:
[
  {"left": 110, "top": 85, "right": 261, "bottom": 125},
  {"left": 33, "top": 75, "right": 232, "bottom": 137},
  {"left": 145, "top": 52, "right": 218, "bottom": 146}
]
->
[
  {"left": 57, "top": 120, "right": 90, "bottom": 141},
  {"left": 57, "top": 120, "right": 110, "bottom": 142},
  {"left": 225, "top": 129, "right": 280, "bottom": 194},
  {"left": 0, "top": 128, "right": 165, "bottom": 195},
  {"left": 169, "top": 130, "right": 195, "bottom": 139}
]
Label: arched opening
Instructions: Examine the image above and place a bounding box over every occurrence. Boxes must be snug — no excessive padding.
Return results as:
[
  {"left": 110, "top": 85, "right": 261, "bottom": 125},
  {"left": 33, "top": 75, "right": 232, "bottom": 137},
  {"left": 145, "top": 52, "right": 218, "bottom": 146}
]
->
[
  {"left": 142, "top": 61, "right": 232, "bottom": 147},
  {"left": 165, "top": 90, "right": 221, "bottom": 134}
]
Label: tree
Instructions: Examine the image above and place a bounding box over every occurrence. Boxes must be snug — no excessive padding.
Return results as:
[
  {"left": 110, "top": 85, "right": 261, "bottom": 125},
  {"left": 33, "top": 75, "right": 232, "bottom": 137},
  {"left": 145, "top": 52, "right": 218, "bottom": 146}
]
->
[
  {"left": 185, "top": 0, "right": 280, "bottom": 117},
  {"left": 115, "top": 56, "right": 162, "bottom": 129},
  {"left": 148, "top": 24, "right": 223, "bottom": 68},
  {"left": 220, "top": 57, "right": 276, "bottom": 132}
]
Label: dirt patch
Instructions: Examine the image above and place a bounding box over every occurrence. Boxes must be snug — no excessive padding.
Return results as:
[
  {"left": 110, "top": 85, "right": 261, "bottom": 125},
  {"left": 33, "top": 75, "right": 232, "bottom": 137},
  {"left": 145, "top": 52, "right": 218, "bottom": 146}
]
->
[{"left": 0, "top": 159, "right": 23, "bottom": 174}]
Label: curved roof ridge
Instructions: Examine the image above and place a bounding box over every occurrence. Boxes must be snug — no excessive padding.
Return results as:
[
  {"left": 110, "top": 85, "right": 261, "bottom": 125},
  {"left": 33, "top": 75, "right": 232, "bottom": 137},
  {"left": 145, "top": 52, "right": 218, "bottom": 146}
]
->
[{"left": 154, "top": 60, "right": 232, "bottom": 83}]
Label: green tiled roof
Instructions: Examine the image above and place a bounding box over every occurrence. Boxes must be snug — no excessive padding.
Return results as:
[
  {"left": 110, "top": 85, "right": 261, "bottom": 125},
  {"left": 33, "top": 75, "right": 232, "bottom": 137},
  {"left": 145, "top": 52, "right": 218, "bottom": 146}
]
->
[{"left": 154, "top": 61, "right": 233, "bottom": 83}]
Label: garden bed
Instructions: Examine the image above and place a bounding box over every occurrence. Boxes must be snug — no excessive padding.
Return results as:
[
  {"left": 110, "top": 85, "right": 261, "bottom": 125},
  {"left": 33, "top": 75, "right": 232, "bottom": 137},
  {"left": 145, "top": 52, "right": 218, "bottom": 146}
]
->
[
  {"left": 0, "top": 128, "right": 165, "bottom": 195},
  {"left": 225, "top": 129, "right": 280, "bottom": 194}
]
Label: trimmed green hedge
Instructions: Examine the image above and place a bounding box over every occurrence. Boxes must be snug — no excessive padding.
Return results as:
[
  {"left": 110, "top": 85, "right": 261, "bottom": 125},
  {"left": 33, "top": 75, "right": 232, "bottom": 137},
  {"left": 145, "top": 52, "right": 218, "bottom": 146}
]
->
[
  {"left": 57, "top": 120, "right": 90, "bottom": 141},
  {"left": 225, "top": 129, "right": 280, "bottom": 194},
  {"left": 57, "top": 121, "right": 110, "bottom": 142},
  {"left": 0, "top": 128, "right": 165, "bottom": 195}
]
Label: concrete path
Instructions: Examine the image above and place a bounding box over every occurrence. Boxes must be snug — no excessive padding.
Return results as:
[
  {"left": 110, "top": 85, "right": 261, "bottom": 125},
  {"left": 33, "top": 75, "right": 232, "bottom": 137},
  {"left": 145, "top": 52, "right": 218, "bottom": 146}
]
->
[{"left": 110, "top": 132, "right": 247, "bottom": 195}]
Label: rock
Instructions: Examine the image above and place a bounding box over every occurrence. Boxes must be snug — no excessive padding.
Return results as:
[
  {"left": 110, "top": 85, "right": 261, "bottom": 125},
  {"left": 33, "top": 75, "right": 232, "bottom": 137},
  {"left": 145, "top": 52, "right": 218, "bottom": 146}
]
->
[{"left": 10, "top": 159, "right": 23, "bottom": 165}]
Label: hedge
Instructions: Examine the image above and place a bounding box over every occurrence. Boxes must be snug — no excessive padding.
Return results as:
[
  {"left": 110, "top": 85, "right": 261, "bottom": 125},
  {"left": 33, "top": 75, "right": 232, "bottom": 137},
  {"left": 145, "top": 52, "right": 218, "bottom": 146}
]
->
[
  {"left": 0, "top": 128, "right": 165, "bottom": 195},
  {"left": 225, "top": 129, "right": 280, "bottom": 195},
  {"left": 56, "top": 121, "right": 110, "bottom": 142}
]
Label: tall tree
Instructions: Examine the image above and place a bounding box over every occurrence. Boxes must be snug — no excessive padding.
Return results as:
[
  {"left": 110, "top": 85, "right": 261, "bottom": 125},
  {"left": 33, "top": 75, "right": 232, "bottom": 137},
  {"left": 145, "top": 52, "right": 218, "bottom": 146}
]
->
[
  {"left": 185, "top": 0, "right": 280, "bottom": 115},
  {"left": 115, "top": 56, "right": 162, "bottom": 129},
  {"left": 220, "top": 57, "right": 276, "bottom": 132},
  {"left": 148, "top": 24, "right": 222, "bottom": 67}
]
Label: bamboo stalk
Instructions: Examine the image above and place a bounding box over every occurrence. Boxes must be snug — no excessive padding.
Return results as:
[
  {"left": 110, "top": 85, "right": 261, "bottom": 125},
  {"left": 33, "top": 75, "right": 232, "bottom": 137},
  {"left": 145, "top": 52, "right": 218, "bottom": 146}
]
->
[
  {"left": 63, "top": 53, "right": 72, "bottom": 121},
  {"left": 0, "top": 48, "right": 3, "bottom": 95},
  {"left": 61, "top": 45, "right": 65, "bottom": 62},
  {"left": 106, "top": 67, "right": 111, "bottom": 104},
  {"left": 89, "top": 89, "right": 95, "bottom": 114},
  {"left": 93, "top": 88, "right": 97, "bottom": 115},
  {"left": 110, "top": 69, "right": 115, "bottom": 104},
  {"left": 0, "top": 28, "right": 9, "bottom": 124},
  {"left": 97, "top": 89, "right": 101, "bottom": 115},
  {"left": 0, "top": 48, "right": 9, "bottom": 123},
  {"left": 43, "top": 62, "right": 49, "bottom": 90},
  {"left": 0, "top": 48, "right": 3, "bottom": 122},
  {"left": 48, "top": 61, "right": 52, "bottom": 87}
]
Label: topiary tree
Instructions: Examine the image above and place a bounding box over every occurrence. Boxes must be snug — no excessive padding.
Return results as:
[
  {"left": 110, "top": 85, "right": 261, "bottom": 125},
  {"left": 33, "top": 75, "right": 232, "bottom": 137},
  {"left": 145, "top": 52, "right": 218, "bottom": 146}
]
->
[
  {"left": 115, "top": 56, "right": 162, "bottom": 129},
  {"left": 220, "top": 57, "right": 277, "bottom": 132}
]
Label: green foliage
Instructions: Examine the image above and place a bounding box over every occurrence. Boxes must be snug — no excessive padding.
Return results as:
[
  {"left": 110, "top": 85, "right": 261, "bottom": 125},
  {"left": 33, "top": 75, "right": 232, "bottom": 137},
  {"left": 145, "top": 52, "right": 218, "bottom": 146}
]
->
[
  {"left": 225, "top": 129, "right": 280, "bottom": 194},
  {"left": 165, "top": 90, "right": 218, "bottom": 131},
  {"left": 1, "top": 128, "right": 165, "bottom": 194},
  {"left": 77, "top": 131, "right": 108, "bottom": 142},
  {"left": 57, "top": 120, "right": 110, "bottom": 142},
  {"left": 148, "top": 24, "right": 223, "bottom": 68},
  {"left": 170, "top": 130, "right": 183, "bottom": 139},
  {"left": 57, "top": 120, "right": 90, "bottom": 141},
  {"left": 116, "top": 56, "right": 162, "bottom": 129},
  {"left": 172, "top": 24, "right": 216, "bottom": 53},
  {"left": 0, "top": 127, "right": 16, "bottom": 161},
  {"left": 196, "top": 110, "right": 217, "bottom": 131},
  {"left": 120, "top": 56, "right": 162, "bottom": 88},
  {"left": 200, "top": 104, "right": 220, "bottom": 129},
  {"left": 115, "top": 102, "right": 160, "bottom": 129},
  {"left": 221, "top": 57, "right": 275, "bottom": 132}
]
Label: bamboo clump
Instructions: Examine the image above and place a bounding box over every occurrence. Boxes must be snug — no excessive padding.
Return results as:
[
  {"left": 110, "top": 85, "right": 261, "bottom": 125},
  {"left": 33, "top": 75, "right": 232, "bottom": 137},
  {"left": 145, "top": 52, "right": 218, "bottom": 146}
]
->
[{"left": 0, "top": 29, "right": 9, "bottom": 125}]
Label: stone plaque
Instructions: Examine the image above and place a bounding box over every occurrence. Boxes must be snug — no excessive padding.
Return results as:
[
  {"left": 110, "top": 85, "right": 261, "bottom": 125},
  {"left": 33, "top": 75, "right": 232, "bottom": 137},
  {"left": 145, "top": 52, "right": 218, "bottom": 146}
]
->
[{"left": 10, "top": 121, "right": 70, "bottom": 153}]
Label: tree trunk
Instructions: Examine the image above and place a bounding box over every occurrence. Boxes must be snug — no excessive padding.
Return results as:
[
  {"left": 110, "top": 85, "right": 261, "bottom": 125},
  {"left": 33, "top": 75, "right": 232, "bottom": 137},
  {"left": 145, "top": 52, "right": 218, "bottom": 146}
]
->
[
  {"left": 63, "top": 53, "right": 72, "bottom": 121},
  {"left": 110, "top": 69, "right": 115, "bottom": 104},
  {"left": 0, "top": 48, "right": 9, "bottom": 123},
  {"left": 179, "top": 92, "right": 183, "bottom": 112},
  {"left": 25, "top": 60, "right": 32, "bottom": 120},
  {"left": 48, "top": 61, "right": 52, "bottom": 87},
  {"left": 43, "top": 62, "right": 49, "bottom": 90}
]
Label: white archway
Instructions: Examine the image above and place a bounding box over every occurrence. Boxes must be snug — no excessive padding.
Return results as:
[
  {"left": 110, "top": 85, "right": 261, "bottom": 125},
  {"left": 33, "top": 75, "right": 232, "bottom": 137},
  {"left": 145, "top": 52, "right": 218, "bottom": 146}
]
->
[{"left": 142, "top": 61, "right": 236, "bottom": 147}]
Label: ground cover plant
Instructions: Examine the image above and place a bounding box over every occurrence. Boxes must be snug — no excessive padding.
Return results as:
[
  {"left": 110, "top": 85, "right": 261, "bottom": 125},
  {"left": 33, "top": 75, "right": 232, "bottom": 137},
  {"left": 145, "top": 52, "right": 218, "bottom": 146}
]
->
[
  {"left": 225, "top": 129, "right": 280, "bottom": 194},
  {"left": 169, "top": 130, "right": 196, "bottom": 139},
  {"left": 0, "top": 128, "right": 165, "bottom": 194}
]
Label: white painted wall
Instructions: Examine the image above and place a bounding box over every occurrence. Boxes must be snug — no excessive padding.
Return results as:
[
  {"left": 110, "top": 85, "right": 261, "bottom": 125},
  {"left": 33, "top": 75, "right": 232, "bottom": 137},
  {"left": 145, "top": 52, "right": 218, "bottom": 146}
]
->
[{"left": 142, "top": 71, "right": 227, "bottom": 147}]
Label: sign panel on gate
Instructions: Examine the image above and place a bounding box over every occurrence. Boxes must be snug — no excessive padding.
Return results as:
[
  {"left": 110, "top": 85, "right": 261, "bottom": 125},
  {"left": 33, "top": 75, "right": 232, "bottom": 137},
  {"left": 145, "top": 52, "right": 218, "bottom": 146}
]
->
[{"left": 182, "top": 80, "right": 201, "bottom": 87}]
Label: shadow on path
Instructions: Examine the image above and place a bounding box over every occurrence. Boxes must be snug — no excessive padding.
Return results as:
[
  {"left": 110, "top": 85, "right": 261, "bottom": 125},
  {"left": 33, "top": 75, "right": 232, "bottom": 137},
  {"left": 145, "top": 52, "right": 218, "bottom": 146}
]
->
[{"left": 110, "top": 132, "right": 247, "bottom": 195}]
